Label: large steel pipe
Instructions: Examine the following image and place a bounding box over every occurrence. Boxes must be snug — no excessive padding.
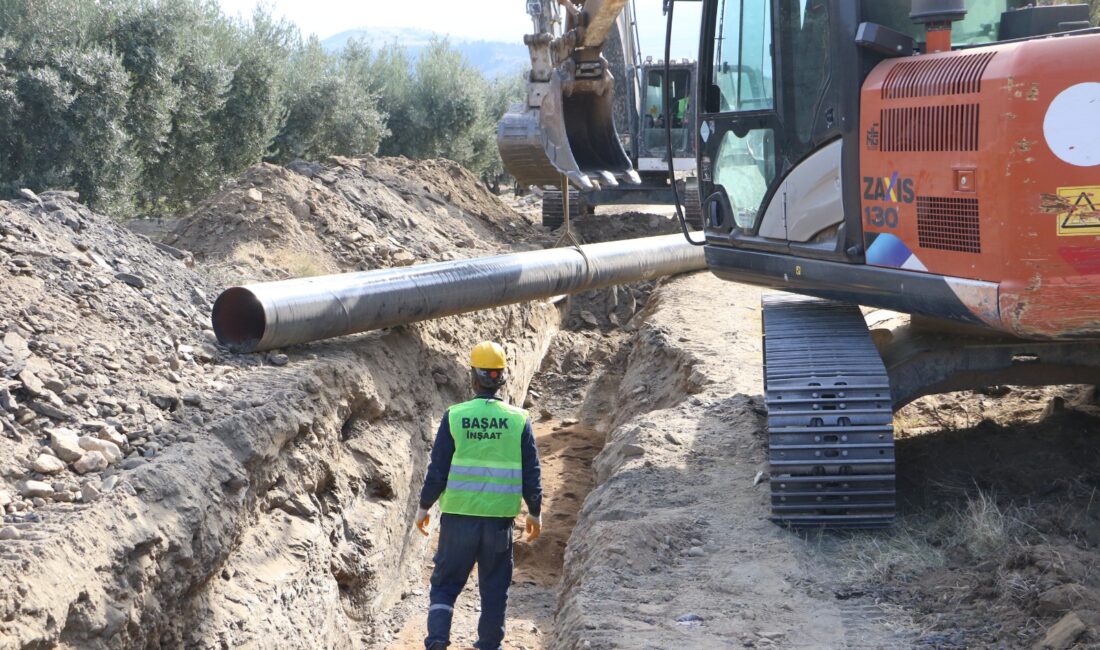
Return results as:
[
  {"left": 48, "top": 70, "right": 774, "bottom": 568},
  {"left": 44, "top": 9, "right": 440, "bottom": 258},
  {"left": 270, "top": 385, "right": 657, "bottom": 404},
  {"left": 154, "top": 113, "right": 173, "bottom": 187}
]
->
[{"left": 212, "top": 234, "right": 706, "bottom": 352}]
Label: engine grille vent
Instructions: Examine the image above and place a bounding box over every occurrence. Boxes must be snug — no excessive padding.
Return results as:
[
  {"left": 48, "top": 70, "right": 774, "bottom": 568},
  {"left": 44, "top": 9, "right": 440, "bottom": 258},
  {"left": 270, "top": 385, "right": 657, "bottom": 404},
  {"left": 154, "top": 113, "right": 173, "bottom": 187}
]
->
[
  {"left": 881, "top": 105, "right": 980, "bottom": 152},
  {"left": 882, "top": 52, "right": 996, "bottom": 99},
  {"left": 917, "top": 197, "right": 981, "bottom": 253}
]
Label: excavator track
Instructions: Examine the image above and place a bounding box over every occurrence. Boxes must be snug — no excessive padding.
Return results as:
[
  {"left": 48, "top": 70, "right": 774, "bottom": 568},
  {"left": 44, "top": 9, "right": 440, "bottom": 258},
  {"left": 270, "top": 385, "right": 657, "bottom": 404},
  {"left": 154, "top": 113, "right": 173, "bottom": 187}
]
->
[{"left": 762, "top": 294, "right": 896, "bottom": 528}]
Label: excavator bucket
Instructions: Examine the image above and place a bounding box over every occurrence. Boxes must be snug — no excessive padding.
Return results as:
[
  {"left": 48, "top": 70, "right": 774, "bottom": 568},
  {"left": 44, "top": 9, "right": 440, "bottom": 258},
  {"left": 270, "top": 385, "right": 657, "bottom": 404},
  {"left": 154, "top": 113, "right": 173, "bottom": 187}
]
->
[
  {"left": 498, "top": 68, "right": 639, "bottom": 191},
  {"left": 498, "top": 0, "right": 639, "bottom": 191}
]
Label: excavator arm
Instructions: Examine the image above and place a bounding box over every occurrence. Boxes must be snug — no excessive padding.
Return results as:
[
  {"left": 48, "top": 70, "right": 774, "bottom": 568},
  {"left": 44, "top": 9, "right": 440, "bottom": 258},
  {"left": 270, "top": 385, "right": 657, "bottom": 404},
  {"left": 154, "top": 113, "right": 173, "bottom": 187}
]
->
[{"left": 497, "top": 0, "right": 641, "bottom": 190}]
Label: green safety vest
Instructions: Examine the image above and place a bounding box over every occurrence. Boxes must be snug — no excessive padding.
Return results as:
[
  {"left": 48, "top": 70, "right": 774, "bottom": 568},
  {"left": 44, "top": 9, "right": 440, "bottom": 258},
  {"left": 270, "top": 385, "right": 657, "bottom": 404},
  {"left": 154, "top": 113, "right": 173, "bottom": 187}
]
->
[
  {"left": 677, "top": 96, "right": 688, "bottom": 119},
  {"left": 439, "top": 398, "right": 528, "bottom": 518}
]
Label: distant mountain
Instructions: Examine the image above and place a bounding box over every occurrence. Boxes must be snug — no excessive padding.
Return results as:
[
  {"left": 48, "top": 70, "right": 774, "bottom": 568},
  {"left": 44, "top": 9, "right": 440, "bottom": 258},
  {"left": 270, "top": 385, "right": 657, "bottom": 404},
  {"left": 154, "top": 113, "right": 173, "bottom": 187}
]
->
[{"left": 321, "top": 27, "right": 528, "bottom": 79}]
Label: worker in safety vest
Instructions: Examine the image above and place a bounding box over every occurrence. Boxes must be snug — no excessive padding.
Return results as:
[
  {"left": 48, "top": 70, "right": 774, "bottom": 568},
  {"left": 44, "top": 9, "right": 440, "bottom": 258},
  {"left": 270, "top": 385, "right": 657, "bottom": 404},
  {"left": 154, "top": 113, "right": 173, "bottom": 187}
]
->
[
  {"left": 415, "top": 341, "right": 543, "bottom": 650},
  {"left": 676, "top": 95, "right": 688, "bottom": 126}
]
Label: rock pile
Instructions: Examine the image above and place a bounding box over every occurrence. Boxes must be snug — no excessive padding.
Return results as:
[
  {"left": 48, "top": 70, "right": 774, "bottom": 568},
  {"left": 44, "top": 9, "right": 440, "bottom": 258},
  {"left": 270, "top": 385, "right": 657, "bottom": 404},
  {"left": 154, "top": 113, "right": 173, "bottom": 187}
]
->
[{"left": 0, "top": 192, "right": 225, "bottom": 522}]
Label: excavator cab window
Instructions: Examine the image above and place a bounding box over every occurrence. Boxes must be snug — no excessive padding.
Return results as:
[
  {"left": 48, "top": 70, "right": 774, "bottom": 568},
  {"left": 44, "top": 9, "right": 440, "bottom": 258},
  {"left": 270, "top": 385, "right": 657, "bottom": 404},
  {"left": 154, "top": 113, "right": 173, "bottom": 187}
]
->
[
  {"left": 704, "top": 0, "right": 778, "bottom": 231},
  {"left": 643, "top": 68, "right": 693, "bottom": 155}
]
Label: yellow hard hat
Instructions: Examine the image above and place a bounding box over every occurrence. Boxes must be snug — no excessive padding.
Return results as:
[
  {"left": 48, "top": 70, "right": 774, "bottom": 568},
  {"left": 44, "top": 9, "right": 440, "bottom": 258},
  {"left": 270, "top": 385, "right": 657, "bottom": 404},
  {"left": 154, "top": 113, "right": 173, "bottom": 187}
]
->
[{"left": 470, "top": 341, "right": 507, "bottom": 369}]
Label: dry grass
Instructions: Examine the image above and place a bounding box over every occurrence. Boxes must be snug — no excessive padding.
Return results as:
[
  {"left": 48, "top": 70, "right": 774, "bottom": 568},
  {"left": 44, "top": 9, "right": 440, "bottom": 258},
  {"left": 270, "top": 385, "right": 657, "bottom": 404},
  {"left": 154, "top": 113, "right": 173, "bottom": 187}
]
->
[
  {"left": 841, "top": 487, "right": 1026, "bottom": 584},
  {"left": 843, "top": 521, "right": 947, "bottom": 583},
  {"left": 954, "top": 488, "right": 1016, "bottom": 556}
]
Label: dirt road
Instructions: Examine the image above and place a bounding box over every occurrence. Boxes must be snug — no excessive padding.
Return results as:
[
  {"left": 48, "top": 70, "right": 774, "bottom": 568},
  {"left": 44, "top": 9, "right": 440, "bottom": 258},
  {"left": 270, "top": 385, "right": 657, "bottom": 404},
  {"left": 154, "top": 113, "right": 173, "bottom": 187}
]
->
[{"left": 555, "top": 273, "right": 914, "bottom": 649}]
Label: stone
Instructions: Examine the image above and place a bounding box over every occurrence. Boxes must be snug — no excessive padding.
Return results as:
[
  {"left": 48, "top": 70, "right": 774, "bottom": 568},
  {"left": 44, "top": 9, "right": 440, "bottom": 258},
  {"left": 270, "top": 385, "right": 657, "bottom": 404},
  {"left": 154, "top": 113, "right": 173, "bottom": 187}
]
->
[
  {"left": 621, "top": 443, "right": 645, "bottom": 458},
  {"left": 579, "top": 311, "right": 600, "bottom": 327},
  {"left": 392, "top": 250, "right": 416, "bottom": 266},
  {"left": 432, "top": 372, "right": 449, "bottom": 386},
  {"left": 29, "top": 400, "right": 70, "bottom": 421},
  {"left": 287, "top": 160, "right": 322, "bottom": 178},
  {"left": 18, "top": 367, "right": 47, "bottom": 397},
  {"left": 676, "top": 613, "right": 704, "bottom": 626},
  {"left": 1036, "top": 584, "right": 1100, "bottom": 616},
  {"left": 101, "top": 475, "right": 119, "bottom": 492},
  {"left": 19, "top": 480, "right": 53, "bottom": 498},
  {"left": 78, "top": 436, "right": 122, "bottom": 463},
  {"left": 268, "top": 353, "right": 289, "bottom": 367},
  {"left": 74, "top": 451, "right": 108, "bottom": 474},
  {"left": 0, "top": 388, "right": 15, "bottom": 411},
  {"left": 665, "top": 432, "right": 683, "bottom": 446},
  {"left": 1036, "top": 611, "right": 1086, "bottom": 650},
  {"left": 151, "top": 393, "right": 180, "bottom": 411},
  {"left": 81, "top": 483, "right": 101, "bottom": 503},
  {"left": 0, "top": 490, "right": 11, "bottom": 507},
  {"left": 32, "top": 454, "right": 66, "bottom": 474},
  {"left": 1042, "top": 396, "right": 1067, "bottom": 420},
  {"left": 686, "top": 546, "right": 705, "bottom": 557},
  {"left": 121, "top": 457, "right": 147, "bottom": 470},
  {"left": 98, "top": 426, "right": 127, "bottom": 448},
  {"left": 196, "top": 343, "right": 218, "bottom": 362},
  {"left": 245, "top": 188, "right": 263, "bottom": 203},
  {"left": 43, "top": 378, "right": 67, "bottom": 394},
  {"left": 182, "top": 392, "right": 203, "bottom": 407},
  {"left": 115, "top": 272, "right": 147, "bottom": 289},
  {"left": 0, "top": 526, "right": 19, "bottom": 540},
  {"left": 50, "top": 428, "right": 86, "bottom": 462},
  {"left": 18, "top": 188, "right": 40, "bottom": 203}
]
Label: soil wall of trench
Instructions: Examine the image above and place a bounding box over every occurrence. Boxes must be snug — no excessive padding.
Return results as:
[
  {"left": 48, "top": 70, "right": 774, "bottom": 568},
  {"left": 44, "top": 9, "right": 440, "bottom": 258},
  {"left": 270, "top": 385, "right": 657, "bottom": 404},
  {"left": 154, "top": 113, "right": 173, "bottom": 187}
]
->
[{"left": 0, "top": 157, "right": 570, "bottom": 649}]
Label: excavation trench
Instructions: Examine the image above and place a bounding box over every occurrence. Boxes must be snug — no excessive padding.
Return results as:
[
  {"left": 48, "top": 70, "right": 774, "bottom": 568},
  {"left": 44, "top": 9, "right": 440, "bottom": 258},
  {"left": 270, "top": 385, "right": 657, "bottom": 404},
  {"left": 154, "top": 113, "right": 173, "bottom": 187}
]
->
[
  {"left": 167, "top": 231, "right": 680, "bottom": 647},
  {"left": 0, "top": 155, "right": 704, "bottom": 650},
  {"left": 375, "top": 278, "right": 664, "bottom": 649}
]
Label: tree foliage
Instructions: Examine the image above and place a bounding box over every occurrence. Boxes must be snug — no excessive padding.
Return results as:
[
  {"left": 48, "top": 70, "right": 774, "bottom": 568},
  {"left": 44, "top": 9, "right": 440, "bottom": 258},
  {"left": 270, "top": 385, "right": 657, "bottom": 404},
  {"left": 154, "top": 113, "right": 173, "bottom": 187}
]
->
[{"left": 0, "top": 0, "right": 524, "bottom": 216}]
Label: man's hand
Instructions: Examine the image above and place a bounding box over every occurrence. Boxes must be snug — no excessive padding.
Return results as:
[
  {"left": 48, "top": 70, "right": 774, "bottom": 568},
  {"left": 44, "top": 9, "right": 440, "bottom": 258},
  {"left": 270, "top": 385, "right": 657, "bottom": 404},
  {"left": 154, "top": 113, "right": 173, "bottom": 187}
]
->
[
  {"left": 415, "top": 507, "right": 431, "bottom": 536},
  {"left": 525, "top": 514, "right": 542, "bottom": 542}
]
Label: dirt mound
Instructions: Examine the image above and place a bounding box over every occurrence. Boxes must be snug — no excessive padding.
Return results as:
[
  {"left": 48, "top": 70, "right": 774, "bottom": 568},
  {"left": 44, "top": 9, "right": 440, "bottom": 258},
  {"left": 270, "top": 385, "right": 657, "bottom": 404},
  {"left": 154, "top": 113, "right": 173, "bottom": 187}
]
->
[{"left": 170, "top": 156, "right": 535, "bottom": 285}]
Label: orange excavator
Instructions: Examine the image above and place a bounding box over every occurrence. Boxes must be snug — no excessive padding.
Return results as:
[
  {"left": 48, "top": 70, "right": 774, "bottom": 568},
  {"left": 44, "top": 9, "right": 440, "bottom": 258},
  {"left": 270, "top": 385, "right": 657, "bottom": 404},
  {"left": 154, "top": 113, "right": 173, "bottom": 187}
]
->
[{"left": 515, "top": 0, "right": 1100, "bottom": 527}]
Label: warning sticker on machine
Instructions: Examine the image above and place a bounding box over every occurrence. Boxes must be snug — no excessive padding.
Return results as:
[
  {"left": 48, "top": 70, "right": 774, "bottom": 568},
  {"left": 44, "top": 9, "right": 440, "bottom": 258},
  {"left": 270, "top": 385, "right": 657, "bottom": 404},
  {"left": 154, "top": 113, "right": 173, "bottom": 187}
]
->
[{"left": 1053, "top": 186, "right": 1100, "bottom": 236}]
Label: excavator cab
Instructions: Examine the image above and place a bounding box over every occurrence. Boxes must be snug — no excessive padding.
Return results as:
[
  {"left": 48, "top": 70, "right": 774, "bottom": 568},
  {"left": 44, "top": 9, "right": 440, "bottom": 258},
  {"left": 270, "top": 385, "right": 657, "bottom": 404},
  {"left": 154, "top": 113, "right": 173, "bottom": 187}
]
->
[
  {"left": 694, "top": 0, "right": 1051, "bottom": 263},
  {"left": 639, "top": 62, "right": 697, "bottom": 172}
]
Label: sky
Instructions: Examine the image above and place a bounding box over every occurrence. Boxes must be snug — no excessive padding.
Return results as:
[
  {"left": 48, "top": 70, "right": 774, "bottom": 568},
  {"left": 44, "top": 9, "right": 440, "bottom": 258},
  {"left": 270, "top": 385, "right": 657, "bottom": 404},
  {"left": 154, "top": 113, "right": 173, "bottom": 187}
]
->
[{"left": 215, "top": 0, "right": 703, "bottom": 60}]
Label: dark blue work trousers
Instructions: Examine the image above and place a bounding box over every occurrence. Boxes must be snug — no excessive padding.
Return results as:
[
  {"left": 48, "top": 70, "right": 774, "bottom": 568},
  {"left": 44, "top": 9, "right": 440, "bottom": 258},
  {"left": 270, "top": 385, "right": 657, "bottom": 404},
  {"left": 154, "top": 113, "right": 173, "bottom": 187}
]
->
[{"left": 425, "top": 513, "right": 514, "bottom": 650}]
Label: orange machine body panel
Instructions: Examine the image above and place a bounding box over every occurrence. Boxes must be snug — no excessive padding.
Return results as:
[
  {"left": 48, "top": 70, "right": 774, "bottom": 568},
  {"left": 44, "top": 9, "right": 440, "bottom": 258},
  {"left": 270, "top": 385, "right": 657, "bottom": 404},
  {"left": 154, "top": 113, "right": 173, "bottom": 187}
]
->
[{"left": 860, "top": 33, "right": 1100, "bottom": 338}]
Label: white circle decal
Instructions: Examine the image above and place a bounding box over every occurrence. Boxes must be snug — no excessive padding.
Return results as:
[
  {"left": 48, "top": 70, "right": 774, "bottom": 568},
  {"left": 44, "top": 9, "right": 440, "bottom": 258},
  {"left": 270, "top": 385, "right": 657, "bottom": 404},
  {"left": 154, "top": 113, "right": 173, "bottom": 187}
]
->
[{"left": 1044, "top": 82, "right": 1100, "bottom": 167}]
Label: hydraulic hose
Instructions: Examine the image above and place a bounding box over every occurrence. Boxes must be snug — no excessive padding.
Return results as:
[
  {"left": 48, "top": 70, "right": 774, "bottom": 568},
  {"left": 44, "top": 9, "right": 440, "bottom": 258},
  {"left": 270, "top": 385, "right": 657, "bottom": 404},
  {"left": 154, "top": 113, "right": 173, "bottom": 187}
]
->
[{"left": 665, "top": 0, "right": 706, "bottom": 247}]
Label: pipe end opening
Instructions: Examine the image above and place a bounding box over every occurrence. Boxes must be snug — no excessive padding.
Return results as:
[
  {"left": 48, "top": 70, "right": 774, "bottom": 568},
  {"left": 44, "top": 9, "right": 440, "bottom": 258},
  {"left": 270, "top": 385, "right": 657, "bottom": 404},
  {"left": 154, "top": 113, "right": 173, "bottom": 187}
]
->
[{"left": 212, "top": 287, "right": 266, "bottom": 353}]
